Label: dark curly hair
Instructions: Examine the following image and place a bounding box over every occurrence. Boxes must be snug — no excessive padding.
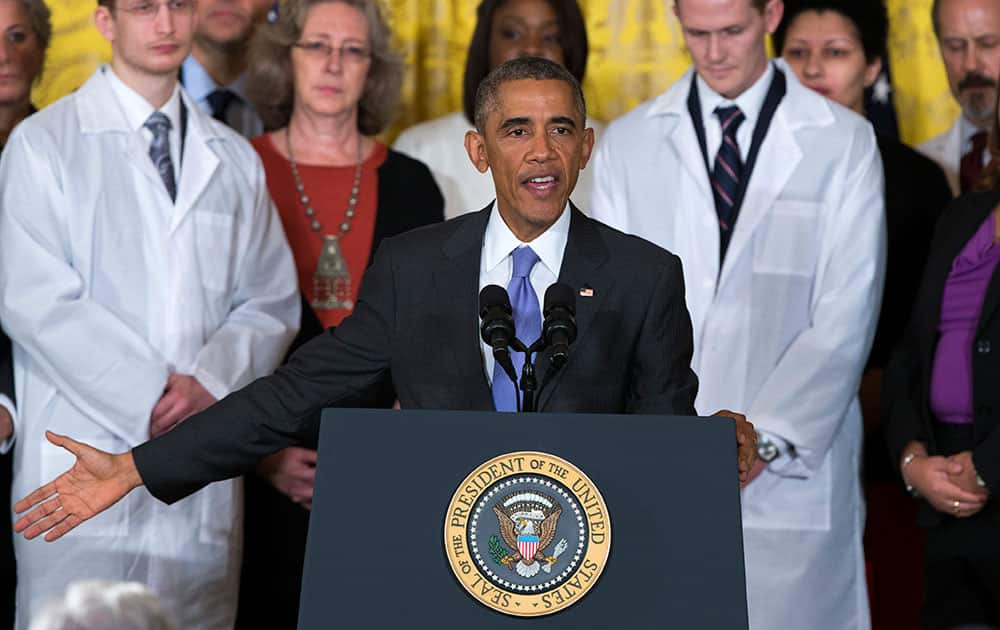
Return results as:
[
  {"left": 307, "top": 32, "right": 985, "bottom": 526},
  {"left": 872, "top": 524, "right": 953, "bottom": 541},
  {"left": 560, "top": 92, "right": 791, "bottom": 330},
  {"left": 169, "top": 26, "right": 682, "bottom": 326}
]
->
[{"left": 773, "top": 0, "right": 888, "bottom": 64}]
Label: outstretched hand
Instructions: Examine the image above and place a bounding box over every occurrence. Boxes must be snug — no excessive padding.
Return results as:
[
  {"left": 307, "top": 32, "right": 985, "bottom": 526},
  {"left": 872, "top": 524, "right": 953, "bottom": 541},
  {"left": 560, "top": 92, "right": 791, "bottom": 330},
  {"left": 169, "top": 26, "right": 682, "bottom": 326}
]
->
[
  {"left": 712, "top": 409, "right": 757, "bottom": 486},
  {"left": 13, "top": 431, "right": 142, "bottom": 542}
]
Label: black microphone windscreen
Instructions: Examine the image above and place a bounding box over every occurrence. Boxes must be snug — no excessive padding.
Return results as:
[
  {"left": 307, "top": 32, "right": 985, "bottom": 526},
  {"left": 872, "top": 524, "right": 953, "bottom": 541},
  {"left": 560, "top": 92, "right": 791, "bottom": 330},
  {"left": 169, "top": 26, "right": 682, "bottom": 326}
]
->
[
  {"left": 479, "top": 284, "right": 512, "bottom": 318},
  {"left": 543, "top": 282, "right": 576, "bottom": 316}
]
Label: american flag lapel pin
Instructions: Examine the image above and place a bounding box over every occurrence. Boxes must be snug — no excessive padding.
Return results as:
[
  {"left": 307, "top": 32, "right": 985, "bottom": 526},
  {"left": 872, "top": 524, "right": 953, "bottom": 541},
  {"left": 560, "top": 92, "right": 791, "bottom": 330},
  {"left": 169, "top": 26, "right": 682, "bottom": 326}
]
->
[{"left": 580, "top": 285, "right": 594, "bottom": 297}]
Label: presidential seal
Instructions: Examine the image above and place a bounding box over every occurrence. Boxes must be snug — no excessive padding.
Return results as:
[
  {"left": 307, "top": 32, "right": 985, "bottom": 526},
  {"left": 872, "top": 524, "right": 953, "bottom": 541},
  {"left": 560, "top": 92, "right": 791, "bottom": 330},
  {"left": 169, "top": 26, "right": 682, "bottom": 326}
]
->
[{"left": 444, "top": 451, "right": 611, "bottom": 617}]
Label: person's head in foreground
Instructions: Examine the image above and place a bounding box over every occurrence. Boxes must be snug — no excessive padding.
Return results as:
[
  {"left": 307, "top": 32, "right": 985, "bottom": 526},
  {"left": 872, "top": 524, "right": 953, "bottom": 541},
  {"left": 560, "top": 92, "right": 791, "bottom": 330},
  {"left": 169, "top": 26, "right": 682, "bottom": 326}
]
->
[{"left": 28, "top": 580, "right": 177, "bottom": 630}]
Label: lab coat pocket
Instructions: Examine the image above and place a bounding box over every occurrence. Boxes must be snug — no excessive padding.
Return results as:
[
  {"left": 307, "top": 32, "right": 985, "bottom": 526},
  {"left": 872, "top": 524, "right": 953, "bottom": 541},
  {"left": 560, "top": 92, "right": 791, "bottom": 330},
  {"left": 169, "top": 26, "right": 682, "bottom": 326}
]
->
[
  {"left": 752, "top": 202, "right": 820, "bottom": 277},
  {"left": 194, "top": 211, "right": 236, "bottom": 292},
  {"left": 198, "top": 477, "right": 242, "bottom": 546},
  {"left": 741, "top": 464, "right": 832, "bottom": 531},
  {"left": 40, "top": 435, "right": 129, "bottom": 538}
]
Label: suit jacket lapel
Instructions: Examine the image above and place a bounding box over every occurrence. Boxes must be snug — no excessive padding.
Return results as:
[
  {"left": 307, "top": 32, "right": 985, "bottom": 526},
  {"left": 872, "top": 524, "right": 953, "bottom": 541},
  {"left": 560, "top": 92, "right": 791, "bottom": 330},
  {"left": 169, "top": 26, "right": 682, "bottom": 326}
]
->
[
  {"left": 918, "top": 190, "right": 1000, "bottom": 367},
  {"left": 437, "top": 206, "right": 495, "bottom": 411},
  {"left": 537, "top": 206, "right": 610, "bottom": 411}
]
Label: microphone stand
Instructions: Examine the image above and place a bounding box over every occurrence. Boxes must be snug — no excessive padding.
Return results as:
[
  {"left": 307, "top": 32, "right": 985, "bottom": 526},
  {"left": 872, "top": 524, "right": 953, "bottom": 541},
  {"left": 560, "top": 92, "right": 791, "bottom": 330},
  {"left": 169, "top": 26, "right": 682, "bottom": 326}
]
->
[{"left": 514, "top": 338, "right": 547, "bottom": 413}]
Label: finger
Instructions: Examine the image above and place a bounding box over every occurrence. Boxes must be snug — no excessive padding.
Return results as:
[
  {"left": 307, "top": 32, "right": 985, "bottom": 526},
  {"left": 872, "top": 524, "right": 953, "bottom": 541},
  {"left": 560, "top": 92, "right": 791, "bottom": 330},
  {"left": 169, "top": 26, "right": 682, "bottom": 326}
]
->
[
  {"left": 13, "top": 482, "right": 58, "bottom": 515},
  {"left": 44, "top": 513, "right": 83, "bottom": 542},
  {"left": 44, "top": 432, "right": 91, "bottom": 460},
  {"left": 14, "top": 496, "right": 63, "bottom": 533},
  {"left": 23, "top": 506, "right": 74, "bottom": 540},
  {"left": 300, "top": 449, "right": 319, "bottom": 466},
  {"left": 947, "top": 461, "right": 963, "bottom": 475}
]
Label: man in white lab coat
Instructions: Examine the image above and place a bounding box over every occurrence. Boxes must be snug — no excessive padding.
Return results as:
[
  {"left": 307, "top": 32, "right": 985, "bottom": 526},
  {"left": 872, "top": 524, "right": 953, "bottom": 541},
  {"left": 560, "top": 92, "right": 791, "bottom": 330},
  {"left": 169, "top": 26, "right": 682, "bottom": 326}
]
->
[
  {"left": 0, "top": 1, "right": 299, "bottom": 629},
  {"left": 918, "top": 0, "right": 1000, "bottom": 196},
  {"left": 592, "top": 0, "right": 885, "bottom": 628}
]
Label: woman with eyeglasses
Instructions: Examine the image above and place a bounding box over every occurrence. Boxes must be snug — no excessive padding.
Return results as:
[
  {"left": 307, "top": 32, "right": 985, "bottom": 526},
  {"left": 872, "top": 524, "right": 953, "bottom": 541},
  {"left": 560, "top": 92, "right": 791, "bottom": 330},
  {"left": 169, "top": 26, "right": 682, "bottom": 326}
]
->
[
  {"left": 236, "top": 1, "right": 443, "bottom": 626},
  {"left": 0, "top": 1, "right": 50, "bottom": 628},
  {"left": 394, "top": 0, "right": 601, "bottom": 219}
]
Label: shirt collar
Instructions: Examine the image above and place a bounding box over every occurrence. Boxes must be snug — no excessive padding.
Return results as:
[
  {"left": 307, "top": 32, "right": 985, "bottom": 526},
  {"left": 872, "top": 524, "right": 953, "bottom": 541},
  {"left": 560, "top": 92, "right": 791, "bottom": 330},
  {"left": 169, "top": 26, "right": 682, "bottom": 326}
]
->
[
  {"left": 181, "top": 54, "right": 249, "bottom": 103},
  {"left": 696, "top": 61, "right": 774, "bottom": 131},
  {"left": 961, "top": 114, "right": 989, "bottom": 146},
  {"left": 482, "top": 202, "right": 571, "bottom": 279},
  {"left": 103, "top": 65, "right": 182, "bottom": 133}
]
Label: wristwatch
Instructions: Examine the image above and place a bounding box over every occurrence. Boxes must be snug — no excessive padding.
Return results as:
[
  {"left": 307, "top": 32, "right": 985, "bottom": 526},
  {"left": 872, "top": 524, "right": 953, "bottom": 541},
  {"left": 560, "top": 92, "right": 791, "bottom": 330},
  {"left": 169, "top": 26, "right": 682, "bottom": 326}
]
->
[{"left": 757, "top": 434, "right": 779, "bottom": 464}]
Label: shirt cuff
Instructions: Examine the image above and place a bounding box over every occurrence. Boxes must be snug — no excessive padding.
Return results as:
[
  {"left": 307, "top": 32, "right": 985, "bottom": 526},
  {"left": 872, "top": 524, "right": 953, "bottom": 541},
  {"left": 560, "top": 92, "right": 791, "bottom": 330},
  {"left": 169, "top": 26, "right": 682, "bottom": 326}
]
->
[
  {"left": 759, "top": 430, "right": 809, "bottom": 479},
  {"left": 0, "top": 393, "right": 15, "bottom": 455}
]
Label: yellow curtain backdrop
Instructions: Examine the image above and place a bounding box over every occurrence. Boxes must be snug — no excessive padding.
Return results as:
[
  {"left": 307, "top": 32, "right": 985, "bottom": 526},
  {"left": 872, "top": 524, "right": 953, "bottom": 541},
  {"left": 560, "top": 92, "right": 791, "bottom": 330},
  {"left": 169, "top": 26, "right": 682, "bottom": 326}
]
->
[{"left": 36, "top": 0, "right": 958, "bottom": 146}]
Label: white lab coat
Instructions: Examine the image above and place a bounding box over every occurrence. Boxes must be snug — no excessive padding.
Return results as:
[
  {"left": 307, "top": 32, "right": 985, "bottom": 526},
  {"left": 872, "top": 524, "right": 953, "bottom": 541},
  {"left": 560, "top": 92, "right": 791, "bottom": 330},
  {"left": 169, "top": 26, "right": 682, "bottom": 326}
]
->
[
  {"left": 393, "top": 111, "right": 603, "bottom": 218},
  {"left": 918, "top": 117, "right": 962, "bottom": 196},
  {"left": 592, "top": 62, "right": 886, "bottom": 630},
  {"left": 0, "top": 68, "right": 299, "bottom": 630}
]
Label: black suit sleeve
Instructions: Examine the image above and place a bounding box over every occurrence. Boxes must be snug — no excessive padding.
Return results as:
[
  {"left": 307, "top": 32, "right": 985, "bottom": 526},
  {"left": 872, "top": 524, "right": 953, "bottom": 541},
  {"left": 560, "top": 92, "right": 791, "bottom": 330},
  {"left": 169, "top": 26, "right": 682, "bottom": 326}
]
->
[
  {"left": 133, "top": 239, "right": 400, "bottom": 504},
  {"left": 626, "top": 252, "right": 699, "bottom": 416}
]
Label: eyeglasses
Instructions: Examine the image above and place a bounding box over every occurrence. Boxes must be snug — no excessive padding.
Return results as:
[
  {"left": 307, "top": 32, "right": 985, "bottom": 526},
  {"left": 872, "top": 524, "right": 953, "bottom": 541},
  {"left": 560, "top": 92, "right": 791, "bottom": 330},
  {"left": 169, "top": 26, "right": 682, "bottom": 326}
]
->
[
  {"left": 117, "top": 0, "right": 194, "bottom": 19},
  {"left": 292, "top": 41, "right": 371, "bottom": 64}
]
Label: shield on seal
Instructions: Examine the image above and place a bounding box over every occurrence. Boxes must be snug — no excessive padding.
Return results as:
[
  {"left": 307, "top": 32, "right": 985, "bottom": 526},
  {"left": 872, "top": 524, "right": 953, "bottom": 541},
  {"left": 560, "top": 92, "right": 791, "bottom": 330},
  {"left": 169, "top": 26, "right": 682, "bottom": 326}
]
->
[{"left": 517, "top": 535, "right": 539, "bottom": 561}]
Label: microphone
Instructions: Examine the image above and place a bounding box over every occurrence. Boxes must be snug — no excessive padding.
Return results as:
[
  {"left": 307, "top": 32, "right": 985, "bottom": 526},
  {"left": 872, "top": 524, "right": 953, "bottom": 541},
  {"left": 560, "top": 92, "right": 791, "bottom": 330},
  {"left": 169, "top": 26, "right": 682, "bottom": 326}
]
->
[
  {"left": 479, "top": 285, "right": 518, "bottom": 384},
  {"left": 543, "top": 283, "right": 577, "bottom": 368}
]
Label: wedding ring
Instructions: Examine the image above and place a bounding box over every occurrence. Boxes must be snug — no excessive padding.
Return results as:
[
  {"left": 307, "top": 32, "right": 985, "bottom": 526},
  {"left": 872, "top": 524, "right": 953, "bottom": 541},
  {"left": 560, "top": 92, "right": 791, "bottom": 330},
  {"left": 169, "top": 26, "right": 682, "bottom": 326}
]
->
[{"left": 953, "top": 500, "right": 961, "bottom": 514}]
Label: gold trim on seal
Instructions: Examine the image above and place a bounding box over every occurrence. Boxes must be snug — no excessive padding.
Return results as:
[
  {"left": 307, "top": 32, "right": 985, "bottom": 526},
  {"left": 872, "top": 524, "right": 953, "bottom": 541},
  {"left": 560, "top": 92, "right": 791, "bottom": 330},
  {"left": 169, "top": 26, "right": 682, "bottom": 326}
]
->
[{"left": 443, "top": 451, "right": 611, "bottom": 617}]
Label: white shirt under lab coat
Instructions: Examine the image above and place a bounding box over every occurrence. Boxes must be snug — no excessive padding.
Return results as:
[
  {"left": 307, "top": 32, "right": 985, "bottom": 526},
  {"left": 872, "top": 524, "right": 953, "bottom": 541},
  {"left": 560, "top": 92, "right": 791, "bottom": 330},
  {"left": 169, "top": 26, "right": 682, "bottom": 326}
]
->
[
  {"left": 393, "top": 111, "right": 603, "bottom": 219},
  {"left": 592, "top": 60, "right": 886, "bottom": 630},
  {"left": 0, "top": 66, "right": 299, "bottom": 630}
]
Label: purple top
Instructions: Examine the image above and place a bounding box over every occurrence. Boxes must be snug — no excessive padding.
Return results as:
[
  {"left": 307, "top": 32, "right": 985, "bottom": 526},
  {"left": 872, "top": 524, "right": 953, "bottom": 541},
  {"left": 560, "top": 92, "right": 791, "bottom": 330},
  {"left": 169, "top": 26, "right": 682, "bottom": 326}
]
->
[{"left": 930, "top": 212, "right": 1000, "bottom": 424}]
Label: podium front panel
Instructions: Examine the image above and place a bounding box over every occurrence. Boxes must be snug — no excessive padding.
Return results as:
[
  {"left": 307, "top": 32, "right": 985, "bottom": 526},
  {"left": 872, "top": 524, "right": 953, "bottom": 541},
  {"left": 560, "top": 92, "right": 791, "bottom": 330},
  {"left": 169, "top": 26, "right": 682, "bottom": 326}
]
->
[{"left": 299, "top": 409, "right": 748, "bottom": 629}]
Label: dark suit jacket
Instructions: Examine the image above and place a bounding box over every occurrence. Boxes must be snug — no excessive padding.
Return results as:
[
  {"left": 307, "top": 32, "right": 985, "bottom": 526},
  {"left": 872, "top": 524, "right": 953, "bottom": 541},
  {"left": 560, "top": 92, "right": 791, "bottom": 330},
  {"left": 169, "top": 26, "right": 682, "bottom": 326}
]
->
[
  {"left": 869, "top": 134, "right": 952, "bottom": 369},
  {"left": 883, "top": 184, "right": 1000, "bottom": 525},
  {"left": 135, "top": 206, "right": 699, "bottom": 504},
  {"left": 0, "top": 330, "right": 11, "bottom": 407}
]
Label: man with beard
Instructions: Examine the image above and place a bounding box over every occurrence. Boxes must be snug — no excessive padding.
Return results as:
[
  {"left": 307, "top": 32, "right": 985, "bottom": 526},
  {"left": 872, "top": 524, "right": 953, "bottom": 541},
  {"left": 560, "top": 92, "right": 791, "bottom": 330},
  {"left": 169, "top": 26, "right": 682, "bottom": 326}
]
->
[
  {"left": 920, "top": 0, "right": 1000, "bottom": 195},
  {"left": 181, "top": 0, "right": 272, "bottom": 137}
]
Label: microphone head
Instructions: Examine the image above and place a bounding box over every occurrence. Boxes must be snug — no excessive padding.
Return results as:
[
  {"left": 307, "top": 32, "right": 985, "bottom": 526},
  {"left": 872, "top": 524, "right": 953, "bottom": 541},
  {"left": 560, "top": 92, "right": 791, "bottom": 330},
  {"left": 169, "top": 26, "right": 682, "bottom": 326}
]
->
[
  {"left": 543, "top": 282, "right": 576, "bottom": 317},
  {"left": 479, "top": 284, "right": 512, "bottom": 319}
]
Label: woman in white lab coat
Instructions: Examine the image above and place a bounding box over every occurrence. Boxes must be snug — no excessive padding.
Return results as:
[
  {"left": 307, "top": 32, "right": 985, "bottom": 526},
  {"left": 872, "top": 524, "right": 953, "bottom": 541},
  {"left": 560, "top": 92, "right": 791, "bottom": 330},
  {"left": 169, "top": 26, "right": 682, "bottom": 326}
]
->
[
  {"left": 0, "top": 45, "right": 299, "bottom": 630},
  {"left": 393, "top": 0, "right": 602, "bottom": 219}
]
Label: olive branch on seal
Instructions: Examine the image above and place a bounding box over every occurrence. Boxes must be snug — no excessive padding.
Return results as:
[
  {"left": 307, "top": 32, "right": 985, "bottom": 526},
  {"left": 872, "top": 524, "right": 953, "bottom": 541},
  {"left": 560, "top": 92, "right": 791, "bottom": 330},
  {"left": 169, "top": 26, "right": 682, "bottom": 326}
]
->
[{"left": 488, "top": 534, "right": 510, "bottom": 567}]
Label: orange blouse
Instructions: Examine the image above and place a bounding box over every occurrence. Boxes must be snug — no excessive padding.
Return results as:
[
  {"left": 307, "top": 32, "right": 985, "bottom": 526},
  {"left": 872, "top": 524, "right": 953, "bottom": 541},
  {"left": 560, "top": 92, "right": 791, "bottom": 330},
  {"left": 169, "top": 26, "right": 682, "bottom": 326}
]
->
[{"left": 252, "top": 134, "right": 386, "bottom": 328}]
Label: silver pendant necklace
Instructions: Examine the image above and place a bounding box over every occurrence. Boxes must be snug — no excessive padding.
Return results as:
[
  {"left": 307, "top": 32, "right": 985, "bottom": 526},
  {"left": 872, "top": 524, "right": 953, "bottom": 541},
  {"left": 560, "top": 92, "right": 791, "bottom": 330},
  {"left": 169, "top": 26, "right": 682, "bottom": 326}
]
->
[{"left": 286, "top": 126, "right": 362, "bottom": 310}]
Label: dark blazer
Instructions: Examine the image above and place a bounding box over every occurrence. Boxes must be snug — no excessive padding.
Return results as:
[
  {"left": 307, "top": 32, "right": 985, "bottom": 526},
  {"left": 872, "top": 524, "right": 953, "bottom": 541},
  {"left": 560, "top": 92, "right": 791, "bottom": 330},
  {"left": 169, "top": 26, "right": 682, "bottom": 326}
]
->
[
  {"left": 0, "top": 330, "right": 11, "bottom": 406},
  {"left": 135, "top": 206, "right": 700, "bottom": 503},
  {"left": 883, "top": 184, "right": 1000, "bottom": 524},
  {"left": 869, "top": 134, "right": 952, "bottom": 369}
]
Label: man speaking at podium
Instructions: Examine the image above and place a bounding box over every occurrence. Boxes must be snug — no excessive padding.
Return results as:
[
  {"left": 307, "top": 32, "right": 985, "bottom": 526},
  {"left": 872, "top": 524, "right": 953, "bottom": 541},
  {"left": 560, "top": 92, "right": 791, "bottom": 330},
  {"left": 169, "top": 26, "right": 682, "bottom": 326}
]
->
[{"left": 13, "top": 57, "right": 756, "bottom": 541}]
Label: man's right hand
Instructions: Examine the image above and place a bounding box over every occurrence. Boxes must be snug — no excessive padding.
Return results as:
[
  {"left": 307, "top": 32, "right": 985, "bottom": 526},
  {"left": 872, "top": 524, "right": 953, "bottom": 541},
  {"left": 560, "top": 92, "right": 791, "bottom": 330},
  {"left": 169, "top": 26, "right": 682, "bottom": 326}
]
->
[
  {"left": 0, "top": 406, "right": 12, "bottom": 442},
  {"left": 13, "top": 431, "right": 142, "bottom": 541},
  {"left": 257, "top": 447, "right": 317, "bottom": 509}
]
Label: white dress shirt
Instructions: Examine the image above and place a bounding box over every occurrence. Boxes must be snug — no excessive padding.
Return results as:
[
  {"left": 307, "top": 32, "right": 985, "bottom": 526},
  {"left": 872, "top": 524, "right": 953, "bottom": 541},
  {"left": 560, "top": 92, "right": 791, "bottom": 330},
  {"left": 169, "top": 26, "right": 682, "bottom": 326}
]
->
[
  {"left": 104, "top": 65, "right": 183, "bottom": 189},
  {"left": 478, "top": 203, "right": 570, "bottom": 384},
  {"left": 696, "top": 62, "right": 775, "bottom": 163}
]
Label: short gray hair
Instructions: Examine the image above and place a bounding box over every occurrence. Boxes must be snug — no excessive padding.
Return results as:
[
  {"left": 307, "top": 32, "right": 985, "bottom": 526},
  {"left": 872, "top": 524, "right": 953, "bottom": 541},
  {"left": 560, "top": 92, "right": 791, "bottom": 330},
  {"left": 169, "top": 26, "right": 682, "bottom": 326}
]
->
[
  {"left": 474, "top": 57, "right": 587, "bottom": 132},
  {"left": 28, "top": 581, "right": 178, "bottom": 630}
]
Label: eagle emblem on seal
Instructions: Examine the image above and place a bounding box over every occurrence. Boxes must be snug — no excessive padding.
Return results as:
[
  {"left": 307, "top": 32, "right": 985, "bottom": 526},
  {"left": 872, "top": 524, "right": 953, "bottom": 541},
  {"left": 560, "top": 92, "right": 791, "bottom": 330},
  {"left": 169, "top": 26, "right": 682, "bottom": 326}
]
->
[{"left": 489, "top": 491, "right": 569, "bottom": 578}]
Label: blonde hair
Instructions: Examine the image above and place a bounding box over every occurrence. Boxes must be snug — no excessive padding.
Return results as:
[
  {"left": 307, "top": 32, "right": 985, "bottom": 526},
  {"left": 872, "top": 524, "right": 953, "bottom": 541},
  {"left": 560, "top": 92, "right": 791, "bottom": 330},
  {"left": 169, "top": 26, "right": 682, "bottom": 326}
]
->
[
  {"left": 28, "top": 581, "right": 178, "bottom": 630},
  {"left": 246, "top": 0, "right": 403, "bottom": 133}
]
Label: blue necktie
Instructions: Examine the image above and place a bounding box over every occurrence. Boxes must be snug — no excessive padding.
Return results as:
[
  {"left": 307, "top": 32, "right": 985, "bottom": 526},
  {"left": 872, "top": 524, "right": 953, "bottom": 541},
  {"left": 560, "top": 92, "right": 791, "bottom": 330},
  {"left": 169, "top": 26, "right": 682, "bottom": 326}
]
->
[
  {"left": 711, "top": 105, "right": 745, "bottom": 257},
  {"left": 206, "top": 88, "right": 236, "bottom": 123},
  {"left": 144, "top": 111, "right": 177, "bottom": 202},
  {"left": 492, "top": 246, "right": 541, "bottom": 412}
]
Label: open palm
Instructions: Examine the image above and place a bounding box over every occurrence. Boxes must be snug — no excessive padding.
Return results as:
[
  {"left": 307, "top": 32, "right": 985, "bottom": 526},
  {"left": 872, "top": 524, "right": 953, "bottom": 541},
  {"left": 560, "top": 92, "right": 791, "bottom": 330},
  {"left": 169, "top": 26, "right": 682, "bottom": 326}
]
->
[{"left": 14, "top": 431, "right": 140, "bottom": 542}]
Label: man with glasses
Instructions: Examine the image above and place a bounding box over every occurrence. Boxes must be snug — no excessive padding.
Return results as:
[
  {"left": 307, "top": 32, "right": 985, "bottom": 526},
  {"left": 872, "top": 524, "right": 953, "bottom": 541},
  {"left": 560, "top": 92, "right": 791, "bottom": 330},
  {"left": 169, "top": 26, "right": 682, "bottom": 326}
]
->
[
  {"left": 181, "top": 0, "right": 272, "bottom": 137},
  {"left": 0, "top": 1, "right": 299, "bottom": 628}
]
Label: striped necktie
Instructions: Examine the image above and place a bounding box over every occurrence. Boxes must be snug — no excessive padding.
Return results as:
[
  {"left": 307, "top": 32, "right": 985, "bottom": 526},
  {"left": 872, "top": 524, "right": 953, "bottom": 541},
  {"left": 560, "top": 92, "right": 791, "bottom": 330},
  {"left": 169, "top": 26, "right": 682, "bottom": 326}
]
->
[
  {"left": 712, "top": 105, "right": 745, "bottom": 257},
  {"left": 143, "top": 111, "right": 177, "bottom": 202}
]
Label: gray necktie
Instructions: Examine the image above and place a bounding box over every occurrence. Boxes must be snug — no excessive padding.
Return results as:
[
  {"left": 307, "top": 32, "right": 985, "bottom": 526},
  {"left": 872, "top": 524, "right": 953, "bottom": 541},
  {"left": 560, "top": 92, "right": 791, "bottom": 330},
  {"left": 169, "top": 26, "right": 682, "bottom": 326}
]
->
[{"left": 144, "top": 111, "right": 177, "bottom": 202}]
